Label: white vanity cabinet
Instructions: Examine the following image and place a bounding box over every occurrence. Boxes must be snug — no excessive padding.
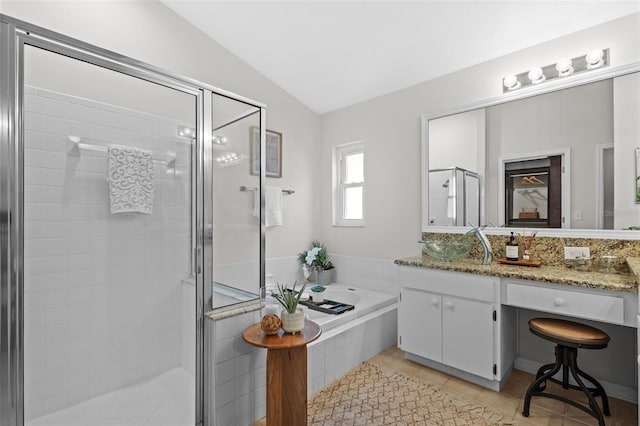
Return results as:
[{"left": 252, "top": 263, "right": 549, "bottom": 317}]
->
[{"left": 398, "top": 266, "right": 500, "bottom": 384}]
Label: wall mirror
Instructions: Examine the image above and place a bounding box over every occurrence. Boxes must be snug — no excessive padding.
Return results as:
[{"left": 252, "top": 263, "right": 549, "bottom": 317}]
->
[{"left": 423, "top": 67, "right": 640, "bottom": 235}]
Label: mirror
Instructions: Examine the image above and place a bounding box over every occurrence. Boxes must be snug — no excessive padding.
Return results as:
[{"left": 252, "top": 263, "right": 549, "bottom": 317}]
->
[{"left": 425, "top": 70, "right": 640, "bottom": 232}]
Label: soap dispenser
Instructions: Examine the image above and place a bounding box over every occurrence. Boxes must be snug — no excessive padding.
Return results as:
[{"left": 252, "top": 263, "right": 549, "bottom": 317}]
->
[{"left": 506, "top": 232, "right": 519, "bottom": 261}]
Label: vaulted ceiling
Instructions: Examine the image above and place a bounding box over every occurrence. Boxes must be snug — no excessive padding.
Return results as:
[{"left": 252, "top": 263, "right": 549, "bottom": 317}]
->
[{"left": 163, "top": 1, "right": 640, "bottom": 114}]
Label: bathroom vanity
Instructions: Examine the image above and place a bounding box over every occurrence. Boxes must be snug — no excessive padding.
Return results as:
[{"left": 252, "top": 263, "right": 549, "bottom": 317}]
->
[{"left": 395, "top": 256, "right": 639, "bottom": 405}]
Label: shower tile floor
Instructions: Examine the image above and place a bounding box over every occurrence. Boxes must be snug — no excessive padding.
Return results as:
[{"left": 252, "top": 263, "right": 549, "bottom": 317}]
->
[{"left": 27, "top": 368, "right": 195, "bottom": 426}]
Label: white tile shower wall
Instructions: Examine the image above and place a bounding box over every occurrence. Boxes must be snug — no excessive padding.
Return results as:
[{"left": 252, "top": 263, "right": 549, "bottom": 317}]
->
[
  {"left": 207, "top": 309, "right": 267, "bottom": 426},
  {"left": 23, "top": 86, "right": 193, "bottom": 420}
]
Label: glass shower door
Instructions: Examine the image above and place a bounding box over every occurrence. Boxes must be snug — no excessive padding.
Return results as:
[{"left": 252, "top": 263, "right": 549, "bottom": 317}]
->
[
  {"left": 22, "top": 45, "right": 199, "bottom": 426},
  {"left": 210, "top": 93, "right": 261, "bottom": 310}
]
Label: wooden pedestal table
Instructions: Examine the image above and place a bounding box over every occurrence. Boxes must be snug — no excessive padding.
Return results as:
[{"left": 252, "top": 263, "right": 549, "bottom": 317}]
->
[{"left": 242, "top": 319, "right": 321, "bottom": 426}]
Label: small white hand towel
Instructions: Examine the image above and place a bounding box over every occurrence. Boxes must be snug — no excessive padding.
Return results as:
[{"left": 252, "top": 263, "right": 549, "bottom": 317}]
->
[
  {"left": 265, "top": 186, "right": 283, "bottom": 227},
  {"left": 252, "top": 188, "right": 260, "bottom": 218},
  {"left": 108, "top": 144, "right": 154, "bottom": 214}
]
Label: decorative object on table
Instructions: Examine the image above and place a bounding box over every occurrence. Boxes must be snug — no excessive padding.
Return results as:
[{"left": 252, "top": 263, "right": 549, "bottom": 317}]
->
[
  {"left": 517, "top": 231, "right": 537, "bottom": 262},
  {"left": 518, "top": 207, "right": 539, "bottom": 219},
  {"left": 310, "top": 285, "right": 326, "bottom": 303},
  {"left": 250, "top": 126, "right": 282, "bottom": 178},
  {"left": 298, "top": 240, "right": 334, "bottom": 284},
  {"left": 497, "top": 258, "right": 542, "bottom": 267},
  {"left": 598, "top": 255, "right": 618, "bottom": 273},
  {"left": 260, "top": 314, "right": 282, "bottom": 335},
  {"left": 275, "top": 281, "right": 306, "bottom": 333},
  {"left": 505, "top": 232, "right": 519, "bottom": 261}
]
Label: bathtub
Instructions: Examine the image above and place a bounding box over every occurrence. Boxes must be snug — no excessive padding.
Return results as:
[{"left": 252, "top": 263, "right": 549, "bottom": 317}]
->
[{"left": 301, "top": 284, "right": 397, "bottom": 332}]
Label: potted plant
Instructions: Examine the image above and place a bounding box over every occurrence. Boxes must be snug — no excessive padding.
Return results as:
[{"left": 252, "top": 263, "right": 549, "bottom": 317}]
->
[
  {"left": 298, "top": 240, "right": 334, "bottom": 286},
  {"left": 275, "top": 281, "right": 306, "bottom": 333},
  {"left": 310, "top": 285, "right": 326, "bottom": 303}
]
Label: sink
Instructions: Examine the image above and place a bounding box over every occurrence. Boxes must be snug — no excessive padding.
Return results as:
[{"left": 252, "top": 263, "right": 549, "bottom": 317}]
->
[{"left": 419, "top": 240, "right": 474, "bottom": 263}]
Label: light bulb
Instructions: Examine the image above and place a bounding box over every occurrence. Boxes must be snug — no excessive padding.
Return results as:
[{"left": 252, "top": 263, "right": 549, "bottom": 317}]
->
[
  {"left": 555, "top": 58, "right": 573, "bottom": 77},
  {"left": 528, "top": 67, "right": 546, "bottom": 84},
  {"left": 585, "top": 49, "right": 604, "bottom": 69},
  {"left": 503, "top": 74, "right": 521, "bottom": 90}
]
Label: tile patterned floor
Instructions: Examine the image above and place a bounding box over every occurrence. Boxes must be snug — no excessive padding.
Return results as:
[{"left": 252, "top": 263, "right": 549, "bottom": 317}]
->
[
  {"left": 27, "top": 368, "right": 195, "bottom": 426},
  {"left": 255, "top": 346, "right": 638, "bottom": 426},
  {"left": 368, "top": 347, "right": 638, "bottom": 425}
]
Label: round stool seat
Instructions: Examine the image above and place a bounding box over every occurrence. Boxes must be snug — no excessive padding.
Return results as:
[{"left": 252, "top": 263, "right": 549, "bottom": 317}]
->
[{"left": 529, "top": 318, "right": 610, "bottom": 349}]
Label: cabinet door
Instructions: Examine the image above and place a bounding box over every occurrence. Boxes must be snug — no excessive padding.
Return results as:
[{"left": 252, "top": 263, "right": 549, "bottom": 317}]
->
[
  {"left": 399, "top": 288, "right": 442, "bottom": 363},
  {"left": 442, "top": 296, "right": 494, "bottom": 379}
]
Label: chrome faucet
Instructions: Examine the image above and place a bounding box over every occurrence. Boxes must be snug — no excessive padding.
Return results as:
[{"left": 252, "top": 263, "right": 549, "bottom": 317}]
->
[{"left": 464, "top": 225, "right": 493, "bottom": 265}]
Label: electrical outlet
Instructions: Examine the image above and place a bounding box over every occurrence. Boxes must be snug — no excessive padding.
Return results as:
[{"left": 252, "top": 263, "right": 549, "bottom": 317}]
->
[{"left": 564, "top": 247, "right": 590, "bottom": 259}]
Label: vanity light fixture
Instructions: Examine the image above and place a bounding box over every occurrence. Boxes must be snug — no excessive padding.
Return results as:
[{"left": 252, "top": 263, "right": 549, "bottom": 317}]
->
[
  {"left": 555, "top": 58, "right": 574, "bottom": 77},
  {"left": 501, "top": 48, "right": 609, "bottom": 93},
  {"left": 528, "top": 67, "right": 546, "bottom": 84},
  {"left": 585, "top": 49, "right": 604, "bottom": 69},
  {"left": 503, "top": 74, "right": 521, "bottom": 90},
  {"left": 212, "top": 135, "right": 228, "bottom": 147},
  {"left": 177, "top": 126, "right": 195, "bottom": 138},
  {"left": 215, "top": 152, "right": 246, "bottom": 167},
  {"left": 178, "top": 127, "right": 230, "bottom": 148}
]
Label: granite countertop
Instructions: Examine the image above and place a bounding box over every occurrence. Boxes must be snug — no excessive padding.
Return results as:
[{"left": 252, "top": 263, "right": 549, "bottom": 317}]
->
[{"left": 395, "top": 255, "right": 639, "bottom": 294}]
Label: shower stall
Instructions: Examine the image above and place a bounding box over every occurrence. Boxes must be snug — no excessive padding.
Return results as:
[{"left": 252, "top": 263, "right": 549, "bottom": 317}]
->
[
  {"left": 428, "top": 167, "right": 481, "bottom": 227},
  {"left": 0, "top": 15, "right": 265, "bottom": 426}
]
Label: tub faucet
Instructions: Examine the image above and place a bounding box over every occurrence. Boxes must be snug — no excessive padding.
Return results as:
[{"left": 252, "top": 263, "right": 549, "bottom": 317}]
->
[{"left": 464, "top": 225, "right": 493, "bottom": 265}]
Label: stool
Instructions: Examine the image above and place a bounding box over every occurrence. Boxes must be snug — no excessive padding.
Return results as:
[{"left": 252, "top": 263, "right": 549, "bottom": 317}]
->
[{"left": 522, "top": 318, "right": 611, "bottom": 426}]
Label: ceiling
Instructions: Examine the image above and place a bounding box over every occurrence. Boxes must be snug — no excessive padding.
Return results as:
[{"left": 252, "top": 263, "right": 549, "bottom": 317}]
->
[{"left": 163, "top": 1, "right": 640, "bottom": 114}]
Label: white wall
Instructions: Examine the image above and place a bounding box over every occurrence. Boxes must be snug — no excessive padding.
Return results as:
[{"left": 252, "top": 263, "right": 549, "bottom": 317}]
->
[
  {"left": 319, "top": 13, "right": 640, "bottom": 259},
  {"left": 1, "top": 0, "right": 321, "bottom": 260},
  {"left": 428, "top": 109, "right": 485, "bottom": 173},
  {"left": 613, "top": 72, "right": 640, "bottom": 229}
]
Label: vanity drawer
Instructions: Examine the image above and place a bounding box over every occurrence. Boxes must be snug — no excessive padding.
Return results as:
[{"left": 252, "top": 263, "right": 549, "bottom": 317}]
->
[{"left": 505, "top": 282, "right": 624, "bottom": 324}]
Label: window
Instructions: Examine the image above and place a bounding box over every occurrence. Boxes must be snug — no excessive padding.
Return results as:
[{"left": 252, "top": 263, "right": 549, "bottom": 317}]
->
[{"left": 333, "top": 141, "right": 364, "bottom": 226}]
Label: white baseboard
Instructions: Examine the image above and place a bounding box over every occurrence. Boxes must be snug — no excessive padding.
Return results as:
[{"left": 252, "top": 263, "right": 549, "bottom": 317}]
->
[{"left": 514, "top": 357, "right": 637, "bottom": 404}]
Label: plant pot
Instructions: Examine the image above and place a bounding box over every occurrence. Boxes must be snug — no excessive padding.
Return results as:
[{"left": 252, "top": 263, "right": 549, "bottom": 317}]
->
[
  {"left": 280, "top": 308, "right": 305, "bottom": 333},
  {"left": 311, "top": 290, "right": 326, "bottom": 303},
  {"left": 317, "top": 268, "right": 333, "bottom": 286}
]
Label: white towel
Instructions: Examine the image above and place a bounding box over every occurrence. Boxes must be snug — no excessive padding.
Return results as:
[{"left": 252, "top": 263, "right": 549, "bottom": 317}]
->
[
  {"left": 108, "top": 144, "right": 154, "bottom": 214},
  {"left": 252, "top": 188, "right": 260, "bottom": 218},
  {"left": 265, "top": 186, "right": 283, "bottom": 227}
]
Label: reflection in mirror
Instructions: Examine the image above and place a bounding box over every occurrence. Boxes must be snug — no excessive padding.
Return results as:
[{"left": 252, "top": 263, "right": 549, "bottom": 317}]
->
[
  {"left": 426, "top": 72, "right": 640, "bottom": 232},
  {"left": 211, "top": 92, "right": 260, "bottom": 309},
  {"left": 428, "top": 110, "right": 485, "bottom": 227}
]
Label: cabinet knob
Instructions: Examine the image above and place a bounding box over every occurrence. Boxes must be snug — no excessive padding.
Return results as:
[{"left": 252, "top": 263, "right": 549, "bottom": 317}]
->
[
  {"left": 553, "top": 298, "right": 565, "bottom": 307},
  {"left": 445, "top": 302, "right": 454, "bottom": 309},
  {"left": 430, "top": 299, "right": 439, "bottom": 306}
]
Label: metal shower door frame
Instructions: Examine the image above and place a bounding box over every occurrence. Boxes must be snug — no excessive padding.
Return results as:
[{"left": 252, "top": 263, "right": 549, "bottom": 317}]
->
[{"left": 0, "top": 14, "right": 266, "bottom": 426}]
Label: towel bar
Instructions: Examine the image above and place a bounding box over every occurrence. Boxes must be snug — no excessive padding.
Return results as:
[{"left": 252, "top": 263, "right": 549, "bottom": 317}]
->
[
  {"left": 66, "top": 136, "right": 176, "bottom": 167},
  {"left": 240, "top": 185, "right": 294, "bottom": 195}
]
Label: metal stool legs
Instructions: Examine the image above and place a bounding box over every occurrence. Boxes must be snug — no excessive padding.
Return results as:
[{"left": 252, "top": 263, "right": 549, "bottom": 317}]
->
[{"left": 522, "top": 344, "right": 610, "bottom": 426}]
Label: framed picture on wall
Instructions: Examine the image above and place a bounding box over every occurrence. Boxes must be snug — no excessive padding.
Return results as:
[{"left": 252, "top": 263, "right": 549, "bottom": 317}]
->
[{"left": 250, "top": 126, "right": 282, "bottom": 178}]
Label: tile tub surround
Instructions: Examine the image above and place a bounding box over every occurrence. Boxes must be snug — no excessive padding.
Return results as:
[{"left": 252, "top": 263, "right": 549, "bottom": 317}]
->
[
  {"left": 421, "top": 232, "right": 640, "bottom": 271},
  {"left": 207, "top": 291, "right": 398, "bottom": 425}
]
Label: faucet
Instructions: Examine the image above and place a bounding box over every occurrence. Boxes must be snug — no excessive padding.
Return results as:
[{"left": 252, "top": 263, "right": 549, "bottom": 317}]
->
[{"left": 464, "top": 225, "right": 493, "bottom": 265}]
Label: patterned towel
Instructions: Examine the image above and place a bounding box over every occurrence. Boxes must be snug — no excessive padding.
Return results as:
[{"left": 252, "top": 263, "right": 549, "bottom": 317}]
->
[{"left": 108, "top": 144, "right": 154, "bottom": 214}]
